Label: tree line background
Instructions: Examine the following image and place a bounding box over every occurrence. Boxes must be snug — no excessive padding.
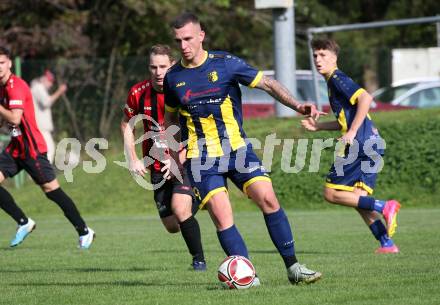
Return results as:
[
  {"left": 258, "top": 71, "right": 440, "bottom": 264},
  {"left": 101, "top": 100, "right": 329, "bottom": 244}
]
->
[{"left": 0, "top": 0, "right": 439, "bottom": 141}]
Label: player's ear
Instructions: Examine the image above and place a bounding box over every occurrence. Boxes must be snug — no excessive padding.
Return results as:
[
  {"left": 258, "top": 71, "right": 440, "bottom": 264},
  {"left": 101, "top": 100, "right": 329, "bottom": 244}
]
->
[
  {"left": 8, "top": 59, "right": 12, "bottom": 70},
  {"left": 199, "top": 30, "right": 205, "bottom": 42}
]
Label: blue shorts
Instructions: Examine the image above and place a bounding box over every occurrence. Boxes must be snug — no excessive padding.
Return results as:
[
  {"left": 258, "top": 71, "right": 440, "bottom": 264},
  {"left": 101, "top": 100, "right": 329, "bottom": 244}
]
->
[
  {"left": 326, "top": 148, "right": 384, "bottom": 195},
  {"left": 185, "top": 144, "right": 271, "bottom": 208}
]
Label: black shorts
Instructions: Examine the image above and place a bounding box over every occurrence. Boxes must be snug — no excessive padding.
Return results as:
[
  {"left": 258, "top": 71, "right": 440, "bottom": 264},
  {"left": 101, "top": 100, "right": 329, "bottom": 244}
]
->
[
  {"left": 0, "top": 150, "right": 56, "bottom": 185},
  {"left": 150, "top": 168, "right": 195, "bottom": 218}
]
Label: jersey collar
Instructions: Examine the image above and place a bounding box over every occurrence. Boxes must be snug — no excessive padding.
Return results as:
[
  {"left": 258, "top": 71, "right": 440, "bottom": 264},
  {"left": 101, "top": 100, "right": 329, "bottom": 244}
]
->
[
  {"left": 325, "top": 67, "right": 338, "bottom": 81},
  {"left": 180, "top": 51, "right": 208, "bottom": 69}
]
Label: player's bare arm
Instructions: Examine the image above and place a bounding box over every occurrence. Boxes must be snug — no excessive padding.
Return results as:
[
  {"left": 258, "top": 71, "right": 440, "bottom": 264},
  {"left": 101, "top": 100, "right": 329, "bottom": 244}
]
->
[
  {"left": 120, "top": 116, "right": 147, "bottom": 177},
  {"left": 49, "top": 84, "right": 67, "bottom": 105},
  {"left": 339, "top": 91, "right": 372, "bottom": 144},
  {"left": 255, "top": 75, "right": 326, "bottom": 119},
  {"left": 0, "top": 107, "right": 23, "bottom": 125},
  {"left": 255, "top": 76, "right": 303, "bottom": 112}
]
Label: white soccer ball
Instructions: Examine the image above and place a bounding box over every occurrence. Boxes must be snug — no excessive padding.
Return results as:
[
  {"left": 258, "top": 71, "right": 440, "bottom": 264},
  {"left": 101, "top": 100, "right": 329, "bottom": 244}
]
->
[{"left": 217, "top": 255, "right": 256, "bottom": 289}]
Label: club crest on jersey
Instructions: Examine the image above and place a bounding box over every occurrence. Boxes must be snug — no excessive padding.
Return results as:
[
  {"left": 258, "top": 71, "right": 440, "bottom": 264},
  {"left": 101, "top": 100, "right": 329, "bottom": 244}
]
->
[{"left": 208, "top": 71, "right": 218, "bottom": 82}]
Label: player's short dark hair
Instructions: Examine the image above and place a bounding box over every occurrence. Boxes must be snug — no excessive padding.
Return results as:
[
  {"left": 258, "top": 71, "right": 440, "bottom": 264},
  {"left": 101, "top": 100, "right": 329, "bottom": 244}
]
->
[
  {"left": 0, "top": 46, "right": 12, "bottom": 58},
  {"left": 171, "top": 12, "right": 200, "bottom": 29},
  {"left": 149, "top": 44, "right": 175, "bottom": 63},
  {"left": 311, "top": 38, "right": 340, "bottom": 55}
]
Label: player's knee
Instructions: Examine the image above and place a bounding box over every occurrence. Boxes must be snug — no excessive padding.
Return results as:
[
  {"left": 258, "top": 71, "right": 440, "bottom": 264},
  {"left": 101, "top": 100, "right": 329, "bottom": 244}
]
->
[
  {"left": 258, "top": 192, "right": 280, "bottom": 213},
  {"left": 209, "top": 206, "right": 233, "bottom": 230},
  {"left": 173, "top": 209, "right": 191, "bottom": 223},
  {"left": 41, "top": 179, "right": 59, "bottom": 193},
  {"left": 171, "top": 203, "right": 192, "bottom": 222},
  {"left": 323, "top": 187, "right": 337, "bottom": 204}
]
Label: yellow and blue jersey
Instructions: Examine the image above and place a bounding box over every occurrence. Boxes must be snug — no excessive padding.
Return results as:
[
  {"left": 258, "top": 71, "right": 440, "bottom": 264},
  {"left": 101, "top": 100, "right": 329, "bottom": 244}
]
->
[
  {"left": 325, "top": 69, "right": 384, "bottom": 194},
  {"left": 327, "top": 69, "right": 381, "bottom": 153},
  {"left": 163, "top": 50, "right": 263, "bottom": 159}
]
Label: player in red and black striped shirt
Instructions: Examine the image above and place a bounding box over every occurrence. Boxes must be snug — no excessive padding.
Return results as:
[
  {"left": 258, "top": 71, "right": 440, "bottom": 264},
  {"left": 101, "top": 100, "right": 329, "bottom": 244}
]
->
[
  {"left": 0, "top": 46, "right": 95, "bottom": 249},
  {"left": 121, "top": 45, "right": 206, "bottom": 270}
]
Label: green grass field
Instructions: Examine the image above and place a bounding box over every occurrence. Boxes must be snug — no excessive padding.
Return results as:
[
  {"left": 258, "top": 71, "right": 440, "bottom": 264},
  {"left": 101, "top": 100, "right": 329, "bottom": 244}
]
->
[{"left": 1, "top": 208, "right": 439, "bottom": 305}]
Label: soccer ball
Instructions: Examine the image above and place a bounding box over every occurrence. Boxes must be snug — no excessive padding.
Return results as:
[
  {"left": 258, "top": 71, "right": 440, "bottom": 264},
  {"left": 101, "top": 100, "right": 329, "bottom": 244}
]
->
[{"left": 217, "top": 255, "right": 256, "bottom": 289}]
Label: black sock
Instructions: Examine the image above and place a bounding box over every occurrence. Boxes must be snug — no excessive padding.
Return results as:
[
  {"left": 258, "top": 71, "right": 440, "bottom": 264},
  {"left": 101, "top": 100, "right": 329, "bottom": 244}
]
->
[
  {"left": 0, "top": 186, "right": 28, "bottom": 225},
  {"left": 282, "top": 255, "right": 298, "bottom": 269},
  {"left": 46, "top": 188, "right": 88, "bottom": 236},
  {"left": 179, "top": 215, "right": 205, "bottom": 262}
]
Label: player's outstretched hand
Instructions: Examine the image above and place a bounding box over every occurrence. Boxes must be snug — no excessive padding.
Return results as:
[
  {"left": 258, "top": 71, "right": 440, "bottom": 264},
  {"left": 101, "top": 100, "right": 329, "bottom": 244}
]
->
[
  {"left": 299, "top": 103, "right": 327, "bottom": 120},
  {"left": 301, "top": 117, "right": 320, "bottom": 132},
  {"left": 130, "top": 159, "right": 147, "bottom": 177}
]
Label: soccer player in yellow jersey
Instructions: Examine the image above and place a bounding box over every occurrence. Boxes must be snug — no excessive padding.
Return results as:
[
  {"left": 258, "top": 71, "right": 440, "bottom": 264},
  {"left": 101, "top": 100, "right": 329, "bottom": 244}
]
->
[
  {"left": 302, "top": 38, "right": 401, "bottom": 254},
  {"left": 163, "top": 12, "right": 325, "bottom": 285}
]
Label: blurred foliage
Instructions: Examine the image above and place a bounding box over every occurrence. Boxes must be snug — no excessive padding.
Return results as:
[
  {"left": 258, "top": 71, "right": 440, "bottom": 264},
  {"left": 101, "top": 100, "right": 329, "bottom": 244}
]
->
[{"left": 1, "top": 0, "right": 438, "bottom": 68}]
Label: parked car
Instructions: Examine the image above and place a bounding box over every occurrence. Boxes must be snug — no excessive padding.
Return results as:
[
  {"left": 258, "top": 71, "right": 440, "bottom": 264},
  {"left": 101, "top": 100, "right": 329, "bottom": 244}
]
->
[
  {"left": 388, "top": 81, "right": 440, "bottom": 108},
  {"left": 372, "top": 78, "right": 439, "bottom": 103},
  {"left": 240, "top": 70, "right": 328, "bottom": 118},
  {"left": 372, "top": 79, "right": 440, "bottom": 110}
]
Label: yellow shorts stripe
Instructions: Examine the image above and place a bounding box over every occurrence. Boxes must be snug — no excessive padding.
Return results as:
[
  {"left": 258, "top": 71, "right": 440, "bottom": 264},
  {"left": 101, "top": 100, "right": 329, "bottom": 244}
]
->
[
  {"left": 325, "top": 182, "right": 355, "bottom": 192},
  {"left": 243, "top": 176, "right": 272, "bottom": 196},
  {"left": 199, "top": 187, "right": 228, "bottom": 210},
  {"left": 354, "top": 182, "right": 374, "bottom": 195},
  {"left": 325, "top": 182, "right": 374, "bottom": 194}
]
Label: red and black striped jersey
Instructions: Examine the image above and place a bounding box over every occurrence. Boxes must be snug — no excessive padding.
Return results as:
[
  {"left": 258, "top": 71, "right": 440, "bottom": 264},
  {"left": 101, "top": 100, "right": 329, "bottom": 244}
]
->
[
  {"left": 0, "top": 74, "right": 47, "bottom": 159},
  {"left": 124, "top": 79, "right": 166, "bottom": 172}
]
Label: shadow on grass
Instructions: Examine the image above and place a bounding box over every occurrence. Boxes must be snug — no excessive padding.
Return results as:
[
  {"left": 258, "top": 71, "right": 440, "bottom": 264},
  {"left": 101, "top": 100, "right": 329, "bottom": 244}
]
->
[
  {"left": 7, "top": 280, "right": 217, "bottom": 289},
  {"left": 251, "top": 249, "right": 332, "bottom": 255},
  {"left": 0, "top": 266, "right": 168, "bottom": 273},
  {"left": 149, "top": 248, "right": 332, "bottom": 255}
]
